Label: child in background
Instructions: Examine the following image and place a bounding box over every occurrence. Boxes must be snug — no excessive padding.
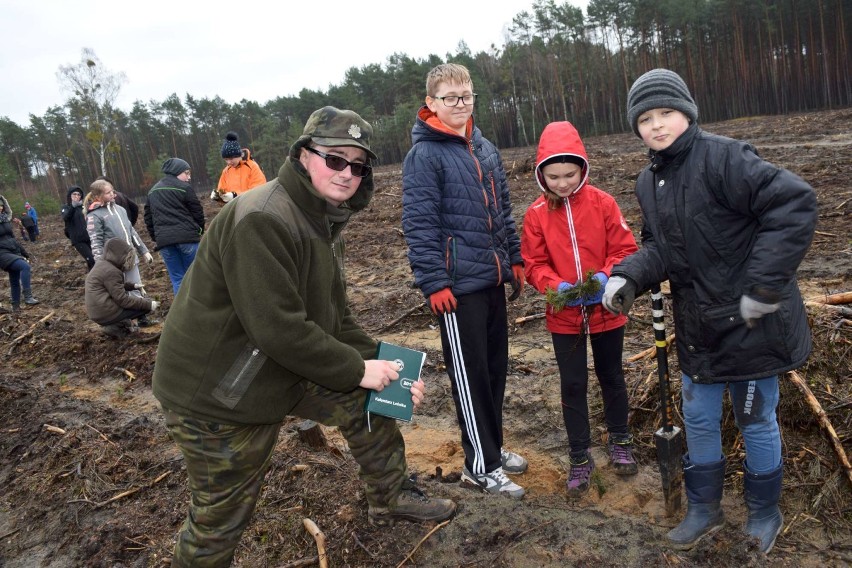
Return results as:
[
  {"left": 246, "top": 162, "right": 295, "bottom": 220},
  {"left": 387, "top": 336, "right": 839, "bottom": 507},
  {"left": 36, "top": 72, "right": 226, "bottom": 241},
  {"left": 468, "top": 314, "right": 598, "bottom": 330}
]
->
[
  {"left": 210, "top": 131, "right": 267, "bottom": 204},
  {"left": 521, "top": 121, "right": 639, "bottom": 496},
  {"left": 85, "top": 178, "right": 155, "bottom": 326},
  {"left": 604, "top": 68, "right": 817, "bottom": 553},
  {"left": 85, "top": 237, "right": 159, "bottom": 338},
  {"left": 0, "top": 195, "right": 39, "bottom": 310},
  {"left": 402, "top": 63, "right": 527, "bottom": 499}
]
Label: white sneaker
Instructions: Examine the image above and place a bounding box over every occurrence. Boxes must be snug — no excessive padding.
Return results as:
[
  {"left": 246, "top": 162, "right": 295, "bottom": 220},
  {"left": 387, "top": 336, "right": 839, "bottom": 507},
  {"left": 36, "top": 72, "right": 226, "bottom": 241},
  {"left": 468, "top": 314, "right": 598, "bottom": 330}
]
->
[
  {"left": 462, "top": 466, "right": 525, "bottom": 499},
  {"left": 501, "top": 448, "right": 528, "bottom": 474}
]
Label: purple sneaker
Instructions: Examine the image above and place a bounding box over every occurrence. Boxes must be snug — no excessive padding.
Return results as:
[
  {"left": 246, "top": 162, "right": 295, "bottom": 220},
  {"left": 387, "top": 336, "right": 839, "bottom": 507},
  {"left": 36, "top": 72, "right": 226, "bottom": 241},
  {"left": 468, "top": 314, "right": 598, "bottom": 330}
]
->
[
  {"left": 608, "top": 437, "right": 638, "bottom": 475},
  {"left": 566, "top": 452, "right": 595, "bottom": 496}
]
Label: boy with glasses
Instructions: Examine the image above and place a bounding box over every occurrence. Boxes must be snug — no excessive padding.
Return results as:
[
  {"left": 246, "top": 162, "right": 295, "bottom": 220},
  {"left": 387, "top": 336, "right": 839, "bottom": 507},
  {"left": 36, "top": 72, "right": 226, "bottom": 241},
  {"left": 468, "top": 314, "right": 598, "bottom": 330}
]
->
[
  {"left": 154, "top": 106, "right": 455, "bottom": 566},
  {"left": 402, "top": 63, "right": 527, "bottom": 499}
]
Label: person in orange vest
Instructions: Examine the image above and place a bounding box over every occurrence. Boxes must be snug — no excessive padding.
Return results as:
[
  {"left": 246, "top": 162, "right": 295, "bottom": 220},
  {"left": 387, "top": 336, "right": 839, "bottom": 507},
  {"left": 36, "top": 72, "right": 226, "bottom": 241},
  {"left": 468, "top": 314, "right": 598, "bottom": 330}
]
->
[{"left": 210, "top": 131, "right": 266, "bottom": 204}]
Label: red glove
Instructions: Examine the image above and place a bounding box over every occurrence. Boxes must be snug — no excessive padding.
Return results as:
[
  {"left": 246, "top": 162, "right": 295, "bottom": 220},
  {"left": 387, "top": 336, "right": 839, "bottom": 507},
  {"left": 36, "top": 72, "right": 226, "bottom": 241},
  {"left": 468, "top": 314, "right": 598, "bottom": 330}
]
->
[
  {"left": 429, "top": 288, "right": 458, "bottom": 315},
  {"left": 509, "top": 264, "right": 525, "bottom": 300}
]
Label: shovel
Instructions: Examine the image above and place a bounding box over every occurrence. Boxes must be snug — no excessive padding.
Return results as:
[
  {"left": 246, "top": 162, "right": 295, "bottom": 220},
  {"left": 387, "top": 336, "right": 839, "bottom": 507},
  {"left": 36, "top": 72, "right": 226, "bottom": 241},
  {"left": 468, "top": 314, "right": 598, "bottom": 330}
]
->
[{"left": 650, "top": 283, "right": 683, "bottom": 516}]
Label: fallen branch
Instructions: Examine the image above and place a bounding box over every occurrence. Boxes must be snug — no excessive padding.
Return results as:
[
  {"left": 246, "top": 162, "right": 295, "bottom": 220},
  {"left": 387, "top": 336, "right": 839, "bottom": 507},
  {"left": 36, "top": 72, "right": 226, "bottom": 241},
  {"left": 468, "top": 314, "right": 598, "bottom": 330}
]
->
[
  {"left": 67, "top": 471, "right": 171, "bottom": 508},
  {"left": 7, "top": 310, "right": 55, "bottom": 355},
  {"left": 351, "top": 530, "right": 377, "bottom": 559},
  {"left": 787, "top": 371, "right": 852, "bottom": 489},
  {"left": 514, "top": 312, "right": 546, "bottom": 324},
  {"left": 114, "top": 367, "right": 136, "bottom": 381},
  {"left": 805, "top": 301, "right": 852, "bottom": 316},
  {"left": 627, "top": 334, "right": 676, "bottom": 362},
  {"left": 303, "top": 518, "right": 328, "bottom": 568},
  {"left": 85, "top": 423, "right": 119, "bottom": 449},
  {"left": 395, "top": 519, "right": 452, "bottom": 568},
  {"left": 43, "top": 424, "right": 66, "bottom": 435},
  {"left": 807, "top": 291, "right": 852, "bottom": 305}
]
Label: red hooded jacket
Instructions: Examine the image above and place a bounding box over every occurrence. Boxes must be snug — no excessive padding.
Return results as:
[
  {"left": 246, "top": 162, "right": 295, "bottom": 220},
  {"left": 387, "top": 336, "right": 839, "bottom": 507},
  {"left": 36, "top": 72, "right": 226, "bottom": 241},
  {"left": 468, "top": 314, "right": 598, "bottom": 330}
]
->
[{"left": 521, "top": 122, "right": 638, "bottom": 334}]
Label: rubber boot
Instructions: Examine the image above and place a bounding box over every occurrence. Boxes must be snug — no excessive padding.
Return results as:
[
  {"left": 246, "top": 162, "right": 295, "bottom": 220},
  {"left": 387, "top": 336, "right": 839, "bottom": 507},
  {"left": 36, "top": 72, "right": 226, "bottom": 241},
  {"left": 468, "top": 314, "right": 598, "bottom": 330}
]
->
[
  {"left": 23, "top": 288, "right": 39, "bottom": 305},
  {"left": 666, "top": 456, "right": 726, "bottom": 549},
  {"left": 743, "top": 461, "right": 783, "bottom": 554}
]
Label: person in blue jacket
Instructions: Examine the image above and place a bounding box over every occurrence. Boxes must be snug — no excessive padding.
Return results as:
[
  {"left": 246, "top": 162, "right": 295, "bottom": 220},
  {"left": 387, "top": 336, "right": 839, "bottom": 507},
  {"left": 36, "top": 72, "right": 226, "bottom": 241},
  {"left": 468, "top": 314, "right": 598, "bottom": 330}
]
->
[
  {"left": 402, "top": 63, "right": 527, "bottom": 499},
  {"left": 23, "top": 202, "right": 38, "bottom": 241},
  {"left": 603, "top": 68, "right": 817, "bottom": 554}
]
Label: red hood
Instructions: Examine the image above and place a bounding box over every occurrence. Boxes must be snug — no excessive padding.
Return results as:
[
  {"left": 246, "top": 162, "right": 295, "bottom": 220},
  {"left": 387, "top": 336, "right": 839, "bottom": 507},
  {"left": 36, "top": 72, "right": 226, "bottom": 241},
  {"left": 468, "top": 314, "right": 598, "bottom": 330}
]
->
[{"left": 534, "top": 121, "right": 590, "bottom": 195}]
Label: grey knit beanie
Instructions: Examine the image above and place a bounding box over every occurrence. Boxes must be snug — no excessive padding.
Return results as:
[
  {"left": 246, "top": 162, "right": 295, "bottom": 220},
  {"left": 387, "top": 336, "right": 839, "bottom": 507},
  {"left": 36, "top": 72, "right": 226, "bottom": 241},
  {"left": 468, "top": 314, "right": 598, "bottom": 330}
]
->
[
  {"left": 626, "top": 69, "right": 698, "bottom": 137},
  {"left": 162, "top": 157, "right": 191, "bottom": 176},
  {"left": 221, "top": 131, "right": 242, "bottom": 158}
]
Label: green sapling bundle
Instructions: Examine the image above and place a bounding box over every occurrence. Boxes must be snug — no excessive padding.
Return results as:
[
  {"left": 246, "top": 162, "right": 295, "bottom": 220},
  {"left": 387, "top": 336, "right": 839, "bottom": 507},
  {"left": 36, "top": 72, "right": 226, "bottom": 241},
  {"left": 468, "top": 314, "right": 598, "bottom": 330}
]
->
[{"left": 545, "top": 270, "right": 602, "bottom": 313}]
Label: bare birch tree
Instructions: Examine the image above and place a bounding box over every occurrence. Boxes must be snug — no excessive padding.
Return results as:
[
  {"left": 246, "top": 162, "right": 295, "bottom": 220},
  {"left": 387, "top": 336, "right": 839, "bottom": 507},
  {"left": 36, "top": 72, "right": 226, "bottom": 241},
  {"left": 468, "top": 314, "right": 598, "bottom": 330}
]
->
[{"left": 57, "top": 48, "right": 126, "bottom": 178}]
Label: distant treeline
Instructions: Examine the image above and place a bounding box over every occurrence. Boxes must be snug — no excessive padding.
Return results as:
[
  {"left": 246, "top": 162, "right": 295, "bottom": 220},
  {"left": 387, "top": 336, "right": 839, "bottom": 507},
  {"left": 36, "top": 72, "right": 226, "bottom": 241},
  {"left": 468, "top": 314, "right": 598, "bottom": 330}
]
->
[{"left": 1, "top": 0, "right": 848, "bottom": 204}]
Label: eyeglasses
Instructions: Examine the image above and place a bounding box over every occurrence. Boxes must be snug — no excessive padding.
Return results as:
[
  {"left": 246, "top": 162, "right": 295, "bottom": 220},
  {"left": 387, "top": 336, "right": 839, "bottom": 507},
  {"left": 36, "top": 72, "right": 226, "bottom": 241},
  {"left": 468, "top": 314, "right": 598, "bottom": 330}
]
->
[
  {"left": 433, "top": 94, "right": 478, "bottom": 107},
  {"left": 304, "top": 146, "right": 372, "bottom": 178}
]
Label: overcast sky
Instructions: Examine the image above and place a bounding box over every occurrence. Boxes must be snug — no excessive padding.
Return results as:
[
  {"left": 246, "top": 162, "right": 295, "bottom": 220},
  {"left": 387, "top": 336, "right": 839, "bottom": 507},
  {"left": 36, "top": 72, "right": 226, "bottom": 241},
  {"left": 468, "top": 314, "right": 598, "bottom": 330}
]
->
[{"left": 1, "top": 0, "right": 588, "bottom": 127}]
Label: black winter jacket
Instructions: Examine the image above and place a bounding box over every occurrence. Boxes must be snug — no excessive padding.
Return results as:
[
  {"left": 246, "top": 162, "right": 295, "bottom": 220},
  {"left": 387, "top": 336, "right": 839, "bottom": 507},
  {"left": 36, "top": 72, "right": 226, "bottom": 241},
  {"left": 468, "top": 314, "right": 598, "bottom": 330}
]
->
[
  {"left": 61, "top": 186, "right": 90, "bottom": 246},
  {"left": 144, "top": 175, "right": 205, "bottom": 250},
  {"left": 0, "top": 222, "right": 28, "bottom": 270},
  {"left": 613, "top": 124, "right": 817, "bottom": 383}
]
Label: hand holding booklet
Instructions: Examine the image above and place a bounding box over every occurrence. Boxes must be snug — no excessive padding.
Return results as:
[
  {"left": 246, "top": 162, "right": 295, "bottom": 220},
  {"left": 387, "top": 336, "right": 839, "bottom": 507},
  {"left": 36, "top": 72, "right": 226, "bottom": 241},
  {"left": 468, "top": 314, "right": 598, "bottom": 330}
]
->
[{"left": 364, "top": 341, "right": 426, "bottom": 430}]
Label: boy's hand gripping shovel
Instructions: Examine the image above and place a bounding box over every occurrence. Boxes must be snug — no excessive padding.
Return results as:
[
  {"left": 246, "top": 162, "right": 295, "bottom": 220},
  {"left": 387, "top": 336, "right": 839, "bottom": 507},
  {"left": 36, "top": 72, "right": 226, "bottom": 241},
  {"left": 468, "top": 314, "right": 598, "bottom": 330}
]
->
[{"left": 651, "top": 284, "right": 683, "bottom": 516}]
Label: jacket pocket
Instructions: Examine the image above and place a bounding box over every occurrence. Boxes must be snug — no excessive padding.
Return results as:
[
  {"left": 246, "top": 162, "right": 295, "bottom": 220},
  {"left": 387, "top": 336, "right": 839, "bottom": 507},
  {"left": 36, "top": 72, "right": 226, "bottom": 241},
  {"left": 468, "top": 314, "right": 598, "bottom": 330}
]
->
[
  {"left": 212, "top": 343, "right": 268, "bottom": 409},
  {"left": 699, "top": 301, "right": 783, "bottom": 377}
]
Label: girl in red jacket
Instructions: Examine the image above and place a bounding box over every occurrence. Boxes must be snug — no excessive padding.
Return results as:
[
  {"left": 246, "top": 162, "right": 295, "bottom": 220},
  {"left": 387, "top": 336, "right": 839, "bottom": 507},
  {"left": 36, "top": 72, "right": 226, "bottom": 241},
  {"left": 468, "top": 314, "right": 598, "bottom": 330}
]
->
[{"left": 521, "top": 121, "right": 639, "bottom": 496}]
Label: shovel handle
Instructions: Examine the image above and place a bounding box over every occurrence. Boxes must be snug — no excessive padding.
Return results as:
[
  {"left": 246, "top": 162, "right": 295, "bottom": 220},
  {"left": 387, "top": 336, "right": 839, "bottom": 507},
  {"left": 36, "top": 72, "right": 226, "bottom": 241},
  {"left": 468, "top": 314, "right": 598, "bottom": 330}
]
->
[{"left": 650, "top": 284, "right": 675, "bottom": 433}]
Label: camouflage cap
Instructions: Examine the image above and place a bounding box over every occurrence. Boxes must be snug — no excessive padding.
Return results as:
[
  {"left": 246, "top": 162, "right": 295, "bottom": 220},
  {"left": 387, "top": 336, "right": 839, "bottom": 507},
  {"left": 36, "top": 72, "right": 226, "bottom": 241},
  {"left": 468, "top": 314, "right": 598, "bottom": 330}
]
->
[{"left": 299, "top": 106, "right": 377, "bottom": 160}]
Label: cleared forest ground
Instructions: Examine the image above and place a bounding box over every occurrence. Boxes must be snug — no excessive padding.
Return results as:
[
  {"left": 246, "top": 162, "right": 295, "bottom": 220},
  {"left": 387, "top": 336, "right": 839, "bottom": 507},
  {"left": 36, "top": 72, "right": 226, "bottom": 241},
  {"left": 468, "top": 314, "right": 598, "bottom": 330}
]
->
[{"left": 1, "top": 108, "right": 850, "bottom": 567}]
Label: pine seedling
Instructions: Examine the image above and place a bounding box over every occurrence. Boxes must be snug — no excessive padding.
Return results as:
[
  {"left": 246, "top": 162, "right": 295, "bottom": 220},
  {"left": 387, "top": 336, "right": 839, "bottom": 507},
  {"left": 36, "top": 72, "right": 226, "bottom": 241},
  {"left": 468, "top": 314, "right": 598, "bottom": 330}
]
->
[{"left": 545, "top": 270, "right": 602, "bottom": 313}]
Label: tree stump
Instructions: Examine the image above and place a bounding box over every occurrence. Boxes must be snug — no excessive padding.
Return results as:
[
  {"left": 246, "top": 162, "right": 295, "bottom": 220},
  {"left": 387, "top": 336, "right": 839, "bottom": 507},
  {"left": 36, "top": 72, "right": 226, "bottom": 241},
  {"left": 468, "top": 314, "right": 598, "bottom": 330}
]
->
[{"left": 296, "top": 420, "right": 327, "bottom": 449}]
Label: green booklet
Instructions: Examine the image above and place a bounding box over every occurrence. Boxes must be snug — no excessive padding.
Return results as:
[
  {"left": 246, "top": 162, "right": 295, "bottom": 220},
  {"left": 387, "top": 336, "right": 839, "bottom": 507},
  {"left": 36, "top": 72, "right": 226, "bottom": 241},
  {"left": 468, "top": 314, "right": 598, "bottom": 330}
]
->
[{"left": 365, "top": 341, "right": 426, "bottom": 430}]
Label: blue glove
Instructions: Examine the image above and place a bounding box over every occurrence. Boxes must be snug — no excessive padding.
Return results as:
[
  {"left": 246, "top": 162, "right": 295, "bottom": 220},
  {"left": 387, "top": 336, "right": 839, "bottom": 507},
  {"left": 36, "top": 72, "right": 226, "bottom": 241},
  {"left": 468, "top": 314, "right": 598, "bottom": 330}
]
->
[
  {"left": 583, "top": 272, "right": 608, "bottom": 305},
  {"left": 558, "top": 281, "right": 582, "bottom": 307}
]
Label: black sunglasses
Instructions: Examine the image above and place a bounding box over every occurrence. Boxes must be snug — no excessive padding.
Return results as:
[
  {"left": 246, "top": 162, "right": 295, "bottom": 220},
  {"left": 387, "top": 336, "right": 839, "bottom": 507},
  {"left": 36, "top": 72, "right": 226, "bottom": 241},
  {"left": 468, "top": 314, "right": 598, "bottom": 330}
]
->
[{"left": 305, "top": 146, "right": 372, "bottom": 178}]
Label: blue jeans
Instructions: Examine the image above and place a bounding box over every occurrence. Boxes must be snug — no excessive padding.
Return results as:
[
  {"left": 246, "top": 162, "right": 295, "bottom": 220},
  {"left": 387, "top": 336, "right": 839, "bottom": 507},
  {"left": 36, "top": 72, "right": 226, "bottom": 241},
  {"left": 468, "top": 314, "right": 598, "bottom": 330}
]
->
[
  {"left": 159, "top": 242, "right": 199, "bottom": 295},
  {"left": 681, "top": 373, "right": 781, "bottom": 473},
  {"left": 6, "top": 259, "right": 32, "bottom": 304}
]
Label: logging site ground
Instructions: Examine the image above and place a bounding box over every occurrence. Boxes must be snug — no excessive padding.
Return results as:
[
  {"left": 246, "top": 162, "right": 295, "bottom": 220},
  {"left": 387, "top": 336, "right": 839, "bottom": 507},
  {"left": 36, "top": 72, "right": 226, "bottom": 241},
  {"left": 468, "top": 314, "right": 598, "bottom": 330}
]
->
[{"left": 1, "top": 109, "right": 850, "bottom": 568}]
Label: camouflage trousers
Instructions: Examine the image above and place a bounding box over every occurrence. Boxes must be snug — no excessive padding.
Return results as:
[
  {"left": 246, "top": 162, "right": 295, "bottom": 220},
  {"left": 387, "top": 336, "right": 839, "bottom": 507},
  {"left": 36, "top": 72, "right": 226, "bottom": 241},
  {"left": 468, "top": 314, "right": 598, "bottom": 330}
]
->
[{"left": 163, "top": 381, "right": 408, "bottom": 568}]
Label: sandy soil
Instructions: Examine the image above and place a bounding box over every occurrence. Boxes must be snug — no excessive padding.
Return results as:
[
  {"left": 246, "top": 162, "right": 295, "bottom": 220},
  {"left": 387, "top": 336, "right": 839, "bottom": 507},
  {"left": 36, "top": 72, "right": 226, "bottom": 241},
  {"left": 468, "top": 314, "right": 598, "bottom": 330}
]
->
[{"left": 1, "top": 109, "right": 850, "bottom": 567}]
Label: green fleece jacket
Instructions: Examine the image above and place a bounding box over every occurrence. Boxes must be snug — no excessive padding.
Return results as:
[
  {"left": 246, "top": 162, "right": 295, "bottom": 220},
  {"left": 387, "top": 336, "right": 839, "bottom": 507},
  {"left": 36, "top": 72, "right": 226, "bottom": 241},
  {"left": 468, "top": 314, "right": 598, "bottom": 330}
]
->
[{"left": 152, "top": 155, "right": 377, "bottom": 424}]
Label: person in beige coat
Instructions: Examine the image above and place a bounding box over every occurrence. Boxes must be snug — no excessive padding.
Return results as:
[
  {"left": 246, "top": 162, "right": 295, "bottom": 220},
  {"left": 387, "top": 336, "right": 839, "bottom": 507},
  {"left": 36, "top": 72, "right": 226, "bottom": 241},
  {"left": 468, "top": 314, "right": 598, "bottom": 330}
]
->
[{"left": 85, "top": 238, "right": 159, "bottom": 338}]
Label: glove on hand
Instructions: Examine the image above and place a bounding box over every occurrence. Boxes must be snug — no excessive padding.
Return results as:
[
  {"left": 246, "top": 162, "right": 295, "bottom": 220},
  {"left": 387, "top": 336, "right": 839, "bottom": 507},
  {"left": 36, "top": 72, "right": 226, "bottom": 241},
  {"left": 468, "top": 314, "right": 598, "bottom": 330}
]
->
[
  {"left": 583, "top": 272, "right": 609, "bottom": 305},
  {"left": 134, "top": 283, "right": 145, "bottom": 290},
  {"left": 143, "top": 252, "right": 154, "bottom": 264},
  {"left": 739, "top": 295, "right": 780, "bottom": 328},
  {"left": 429, "top": 288, "right": 458, "bottom": 315},
  {"left": 557, "top": 281, "right": 583, "bottom": 307},
  {"left": 508, "top": 264, "right": 525, "bottom": 301},
  {"left": 221, "top": 191, "right": 236, "bottom": 203},
  {"left": 150, "top": 300, "right": 160, "bottom": 312},
  {"left": 209, "top": 190, "right": 219, "bottom": 201},
  {"left": 602, "top": 276, "right": 636, "bottom": 315}
]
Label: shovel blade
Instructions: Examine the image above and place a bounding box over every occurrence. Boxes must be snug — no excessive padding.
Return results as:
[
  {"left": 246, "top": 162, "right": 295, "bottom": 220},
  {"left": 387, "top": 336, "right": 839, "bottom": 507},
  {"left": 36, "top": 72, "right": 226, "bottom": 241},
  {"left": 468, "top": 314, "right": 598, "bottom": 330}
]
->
[{"left": 655, "top": 425, "right": 684, "bottom": 517}]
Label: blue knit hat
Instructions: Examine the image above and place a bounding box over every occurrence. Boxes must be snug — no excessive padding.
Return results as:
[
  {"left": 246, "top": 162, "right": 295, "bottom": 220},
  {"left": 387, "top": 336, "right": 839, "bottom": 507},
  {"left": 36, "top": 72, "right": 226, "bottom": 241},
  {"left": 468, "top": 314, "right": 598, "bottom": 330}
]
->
[{"left": 221, "top": 131, "right": 242, "bottom": 158}]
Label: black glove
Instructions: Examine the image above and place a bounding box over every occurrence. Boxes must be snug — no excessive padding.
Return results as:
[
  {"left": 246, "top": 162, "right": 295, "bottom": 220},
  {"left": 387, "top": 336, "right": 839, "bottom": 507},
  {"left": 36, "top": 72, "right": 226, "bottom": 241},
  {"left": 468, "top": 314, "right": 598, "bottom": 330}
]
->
[{"left": 602, "top": 276, "right": 637, "bottom": 315}]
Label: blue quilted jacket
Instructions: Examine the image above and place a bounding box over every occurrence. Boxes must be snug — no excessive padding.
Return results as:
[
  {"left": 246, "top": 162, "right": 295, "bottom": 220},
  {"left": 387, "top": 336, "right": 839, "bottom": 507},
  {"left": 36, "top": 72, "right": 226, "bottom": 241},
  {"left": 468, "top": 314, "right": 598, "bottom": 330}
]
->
[{"left": 402, "top": 106, "right": 522, "bottom": 298}]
